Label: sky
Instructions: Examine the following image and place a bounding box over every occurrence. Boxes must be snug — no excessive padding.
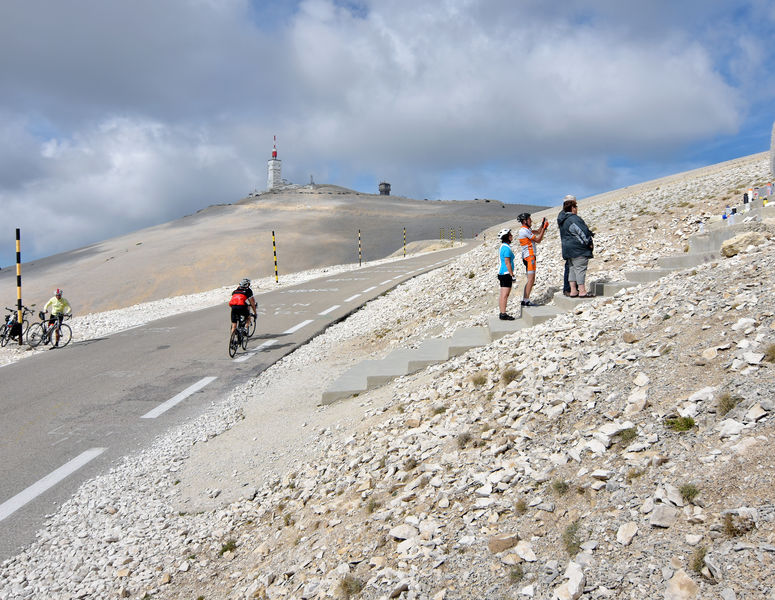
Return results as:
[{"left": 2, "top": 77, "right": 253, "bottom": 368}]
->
[{"left": 1, "top": 0, "right": 774, "bottom": 267}]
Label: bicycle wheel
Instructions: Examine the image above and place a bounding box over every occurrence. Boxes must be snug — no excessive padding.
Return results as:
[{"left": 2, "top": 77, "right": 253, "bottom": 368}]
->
[
  {"left": 0, "top": 324, "right": 7, "bottom": 347},
  {"left": 228, "top": 330, "right": 239, "bottom": 358},
  {"left": 27, "top": 323, "right": 45, "bottom": 347},
  {"left": 57, "top": 324, "right": 72, "bottom": 348},
  {"left": 21, "top": 319, "right": 29, "bottom": 336},
  {"left": 248, "top": 315, "right": 257, "bottom": 337},
  {"left": 240, "top": 328, "right": 249, "bottom": 350}
]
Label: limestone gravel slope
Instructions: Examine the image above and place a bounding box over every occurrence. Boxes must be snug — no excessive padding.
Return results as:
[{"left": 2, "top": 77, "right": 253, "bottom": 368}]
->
[{"left": 1, "top": 154, "right": 774, "bottom": 600}]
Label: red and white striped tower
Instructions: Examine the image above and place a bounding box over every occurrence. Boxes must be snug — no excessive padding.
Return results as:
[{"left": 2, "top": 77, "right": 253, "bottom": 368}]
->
[{"left": 267, "top": 135, "right": 282, "bottom": 190}]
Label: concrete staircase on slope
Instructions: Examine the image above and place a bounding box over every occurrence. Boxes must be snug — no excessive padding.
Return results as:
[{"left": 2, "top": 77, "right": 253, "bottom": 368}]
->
[{"left": 321, "top": 204, "right": 775, "bottom": 405}]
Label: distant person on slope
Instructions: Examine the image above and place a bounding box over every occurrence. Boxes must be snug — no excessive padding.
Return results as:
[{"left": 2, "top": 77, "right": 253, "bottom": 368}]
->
[
  {"left": 43, "top": 288, "right": 72, "bottom": 348},
  {"left": 497, "top": 228, "right": 516, "bottom": 320},
  {"left": 229, "top": 278, "right": 257, "bottom": 336},
  {"left": 517, "top": 212, "right": 549, "bottom": 306},
  {"left": 557, "top": 194, "right": 576, "bottom": 296},
  {"left": 557, "top": 197, "right": 595, "bottom": 297}
]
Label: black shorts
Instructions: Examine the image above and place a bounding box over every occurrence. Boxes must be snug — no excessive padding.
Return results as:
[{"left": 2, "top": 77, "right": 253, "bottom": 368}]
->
[
  {"left": 230, "top": 305, "right": 250, "bottom": 323},
  {"left": 497, "top": 274, "right": 513, "bottom": 288}
]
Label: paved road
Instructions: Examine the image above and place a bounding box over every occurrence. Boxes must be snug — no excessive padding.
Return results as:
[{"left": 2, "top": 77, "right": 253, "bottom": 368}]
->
[{"left": 0, "top": 244, "right": 472, "bottom": 561}]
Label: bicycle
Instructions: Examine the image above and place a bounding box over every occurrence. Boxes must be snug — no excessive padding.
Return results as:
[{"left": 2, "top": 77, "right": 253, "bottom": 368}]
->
[
  {"left": 247, "top": 311, "right": 257, "bottom": 337},
  {"left": 228, "top": 313, "right": 250, "bottom": 358},
  {"left": 1, "top": 306, "right": 33, "bottom": 347},
  {"left": 27, "top": 311, "right": 73, "bottom": 348}
]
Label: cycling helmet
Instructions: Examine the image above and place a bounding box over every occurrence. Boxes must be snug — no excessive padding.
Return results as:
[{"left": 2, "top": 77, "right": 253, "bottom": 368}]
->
[
  {"left": 517, "top": 212, "right": 531, "bottom": 224},
  {"left": 55, "top": 288, "right": 62, "bottom": 296},
  {"left": 498, "top": 228, "right": 511, "bottom": 240},
  {"left": 239, "top": 278, "right": 251, "bottom": 287}
]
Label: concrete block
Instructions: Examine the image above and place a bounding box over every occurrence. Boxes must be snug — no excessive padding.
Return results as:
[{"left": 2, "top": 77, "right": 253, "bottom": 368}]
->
[
  {"left": 657, "top": 251, "right": 718, "bottom": 269},
  {"left": 321, "top": 372, "right": 368, "bottom": 405},
  {"left": 448, "top": 326, "right": 491, "bottom": 356},
  {"left": 552, "top": 292, "right": 598, "bottom": 311},
  {"left": 624, "top": 269, "right": 675, "bottom": 283},
  {"left": 591, "top": 280, "right": 637, "bottom": 297},
  {"left": 520, "top": 305, "right": 562, "bottom": 326},
  {"left": 487, "top": 316, "right": 527, "bottom": 340}
]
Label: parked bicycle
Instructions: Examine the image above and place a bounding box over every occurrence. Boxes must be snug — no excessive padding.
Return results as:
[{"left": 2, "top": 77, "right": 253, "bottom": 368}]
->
[
  {"left": 228, "top": 313, "right": 250, "bottom": 358},
  {"left": 27, "top": 311, "right": 73, "bottom": 348},
  {"left": 1, "top": 306, "right": 33, "bottom": 347}
]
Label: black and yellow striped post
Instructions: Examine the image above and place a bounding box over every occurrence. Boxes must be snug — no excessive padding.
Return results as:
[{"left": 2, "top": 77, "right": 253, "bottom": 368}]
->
[
  {"left": 459, "top": 226, "right": 463, "bottom": 241},
  {"left": 358, "top": 229, "right": 362, "bottom": 266},
  {"left": 403, "top": 227, "right": 406, "bottom": 258},
  {"left": 15, "top": 228, "right": 22, "bottom": 345},
  {"left": 272, "top": 230, "right": 279, "bottom": 283},
  {"left": 450, "top": 227, "right": 454, "bottom": 244}
]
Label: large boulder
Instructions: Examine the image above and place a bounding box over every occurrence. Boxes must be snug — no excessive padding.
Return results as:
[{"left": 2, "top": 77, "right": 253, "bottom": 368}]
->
[{"left": 720, "top": 231, "right": 767, "bottom": 257}]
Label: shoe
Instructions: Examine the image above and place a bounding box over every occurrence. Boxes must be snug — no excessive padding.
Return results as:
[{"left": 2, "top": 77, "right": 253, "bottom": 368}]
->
[
  {"left": 499, "top": 313, "right": 515, "bottom": 321},
  {"left": 578, "top": 292, "right": 595, "bottom": 298},
  {"left": 521, "top": 300, "right": 536, "bottom": 307}
]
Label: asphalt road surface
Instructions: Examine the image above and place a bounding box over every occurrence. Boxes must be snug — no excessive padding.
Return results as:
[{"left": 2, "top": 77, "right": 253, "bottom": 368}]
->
[{"left": 0, "top": 243, "right": 472, "bottom": 561}]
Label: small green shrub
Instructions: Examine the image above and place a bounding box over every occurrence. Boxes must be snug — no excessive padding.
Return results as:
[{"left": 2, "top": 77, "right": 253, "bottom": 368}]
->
[
  {"left": 717, "top": 392, "right": 741, "bottom": 416},
  {"left": 366, "top": 498, "right": 381, "bottom": 513},
  {"left": 515, "top": 499, "right": 528, "bottom": 515},
  {"left": 219, "top": 539, "right": 237, "bottom": 556},
  {"left": 501, "top": 368, "right": 522, "bottom": 385},
  {"left": 562, "top": 520, "right": 582, "bottom": 556},
  {"left": 467, "top": 271, "right": 475, "bottom": 279},
  {"left": 764, "top": 343, "right": 775, "bottom": 363},
  {"left": 338, "top": 574, "right": 364, "bottom": 599},
  {"left": 552, "top": 479, "right": 570, "bottom": 496},
  {"left": 283, "top": 513, "right": 295, "bottom": 527},
  {"left": 403, "top": 457, "right": 418, "bottom": 471},
  {"left": 509, "top": 565, "right": 524, "bottom": 584},
  {"left": 432, "top": 406, "right": 447, "bottom": 415},
  {"left": 471, "top": 372, "right": 488, "bottom": 386},
  {"left": 680, "top": 483, "right": 699, "bottom": 504},
  {"left": 626, "top": 468, "right": 644, "bottom": 483},
  {"left": 690, "top": 546, "right": 707, "bottom": 573},
  {"left": 665, "top": 416, "right": 695, "bottom": 432},
  {"left": 457, "top": 431, "right": 472, "bottom": 449},
  {"left": 723, "top": 513, "right": 755, "bottom": 537},
  {"left": 618, "top": 428, "right": 637, "bottom": 444}
]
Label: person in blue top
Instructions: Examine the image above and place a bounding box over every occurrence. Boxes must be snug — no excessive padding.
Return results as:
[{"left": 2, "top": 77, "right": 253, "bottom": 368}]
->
[{"left": 497, "top": 228, "right": 516, "bottom": 320}]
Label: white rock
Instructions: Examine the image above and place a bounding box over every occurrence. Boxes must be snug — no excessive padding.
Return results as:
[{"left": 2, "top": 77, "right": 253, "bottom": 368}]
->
[
  {"left": 616, "top": 522, "right": 638, "bottom": 546},
  {"left": 650, "top": 504, "right": 679, "bottom": 528},
  {"left": 389, "top": 524, "right": 418, "bottom": 540},
  {"left": 515, "top": 540, "right": 537, "bottom": 562},
  {"left": 633, "top": 372, "right": 650, "bottom": 386},
  {"left": 717, "top": 419, "right": 745, "bottom": 438}
]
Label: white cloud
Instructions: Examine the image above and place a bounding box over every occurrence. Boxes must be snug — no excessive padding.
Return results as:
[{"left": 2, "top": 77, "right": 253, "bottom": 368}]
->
[{"left": 1, "top": 0, "right": 772, "bottom": 264}]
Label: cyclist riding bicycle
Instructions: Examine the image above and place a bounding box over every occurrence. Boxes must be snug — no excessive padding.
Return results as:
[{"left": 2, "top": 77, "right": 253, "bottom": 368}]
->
[
  {"left": 229, "top": 278, "right": 257, "bottom": 336},
  {"left": 43, "top": 288, "right": 72, "bottom": 348}
]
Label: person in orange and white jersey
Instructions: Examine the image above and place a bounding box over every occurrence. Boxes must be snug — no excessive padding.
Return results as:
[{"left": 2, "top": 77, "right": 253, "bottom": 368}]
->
[{"left": 516, "top": 212, "right": 548, "bottom": 307}]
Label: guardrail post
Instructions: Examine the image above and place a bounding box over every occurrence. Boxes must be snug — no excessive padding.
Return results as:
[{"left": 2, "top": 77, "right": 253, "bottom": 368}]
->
[{"left": 15, "top": 228, "right": 22, "bottom": 345}]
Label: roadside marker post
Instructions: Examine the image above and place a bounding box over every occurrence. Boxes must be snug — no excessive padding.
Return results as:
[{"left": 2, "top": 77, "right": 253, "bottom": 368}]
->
[
  {"left": 403, "top": 227, "right": 406, "bottom": 258},
  {"left": 15, "top": 229, "right": 22, "bottom": 345},
  {"left": 272, "top": 230, "right": 279, "bottom": 283},
  {"left": 358, "top": 229, "right": 362, "bottom": 266}
]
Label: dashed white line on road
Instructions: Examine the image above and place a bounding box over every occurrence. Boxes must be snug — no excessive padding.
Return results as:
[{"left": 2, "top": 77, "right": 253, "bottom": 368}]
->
[
  {"left": 319, "top": 305, "right": 340, "bottom": 316},
  {"left": 234, "top": 338, "right": 278, "bottom": 362},
  {"left": 344, "top": 294, "right": 361, "bottom": 302},
  {"left": 283, "top": 319, "right": 314, "bottom": 335},
  {"left": 379, "top": 280, "right": 392, "bottom": 285},
  {"left": 141, "top": 376, "right": 217, "bottom": 419},
  {"left": 362, "top": 286, "right": 376, "bottom": 293},
  {"left": 0, "top": 447, "right": 106, "bottom": 522}
]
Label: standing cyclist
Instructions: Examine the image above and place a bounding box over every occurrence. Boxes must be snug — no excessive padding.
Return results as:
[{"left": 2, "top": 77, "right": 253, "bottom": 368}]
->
[
  {"left": 517, "top": 212, "right": 549, "bottom": 307},
  {"left": 229, "top": 278, "right": 257, "bottom": 336},
  {"left": 43, "top": 288, "right": 72, "bottom": 348}
]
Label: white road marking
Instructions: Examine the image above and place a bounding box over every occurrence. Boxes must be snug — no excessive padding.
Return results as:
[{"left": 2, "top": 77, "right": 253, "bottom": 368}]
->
[
  {"left": 283, "top": 319, "right": 314, "bottom": 334},
  {"left": 362, "top": 286, "right": 376, "bottom": 293},
  {"left": 141, "top": 376, "right": 217, "bottom": 419},
  {"left": 0, "top": 447, "right": 106, "bottom": 523},
  {"left": 379, "top": 280, "right": 392, "bottom": 285},
  {"left": 319, "top": 305, "right": 340, "bottom": 316},
  {"left": 234, "top": 338, "right": 277, "bottom": 362},
  {"left": 258, "top": 339, "right": 277, "bottom": 350},
  {"left": 344, "top": 294, "right": 361, "bottom": 302}
]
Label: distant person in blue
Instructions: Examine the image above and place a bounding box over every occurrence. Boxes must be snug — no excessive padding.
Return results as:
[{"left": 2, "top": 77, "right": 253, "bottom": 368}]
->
[{"left": 497, "top": 228, "right": 516, "bottom": 320}]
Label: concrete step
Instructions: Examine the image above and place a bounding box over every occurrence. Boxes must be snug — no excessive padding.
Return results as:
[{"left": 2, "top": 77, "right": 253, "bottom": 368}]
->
[
  {"left": 321, "top": 372, "right": 369, "bottom": 405},
  {"left": 384, "top": 348, "right": 438, "bottom": 375},
  {"left": 591, "top": 280, "right": 638, "bottom": 297},
  {"left": 657, "top": 251, "right": 718, "bottom": 269},
  {"left": 487, "top": 316, "right": 527, "bottom": 340},
  {"left": 357, "top": 359, "right": 412, "bottom": 387},
  {"left": 448, "top": 326, "right": 491, "bottom": 356},
  {"left": 624, "top": 269, "right": 676, "bottom": 283},
  {"left": 521, "top": 305, "right": 562, "bottom": 326},
  {"left": 552, "top": 292, "right": 598, "bottom": 311}
]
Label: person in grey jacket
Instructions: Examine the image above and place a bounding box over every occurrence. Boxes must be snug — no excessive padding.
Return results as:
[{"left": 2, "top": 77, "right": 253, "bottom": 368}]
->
[{"left": 557, "top": 196, "right": 594, "bottom": 297}]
